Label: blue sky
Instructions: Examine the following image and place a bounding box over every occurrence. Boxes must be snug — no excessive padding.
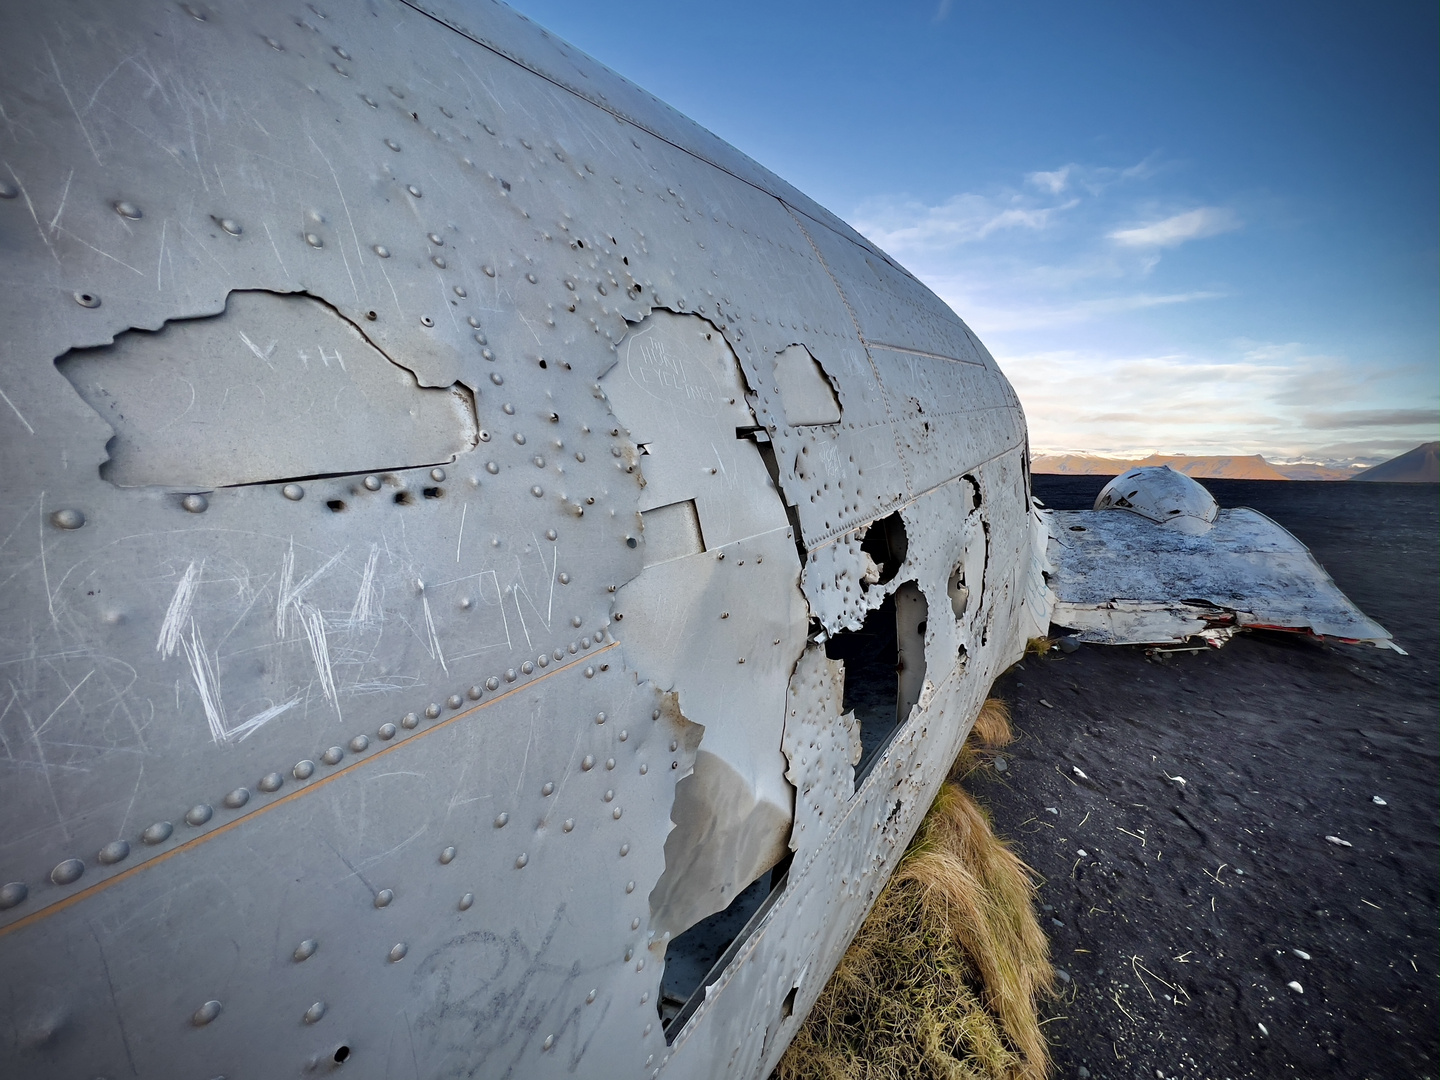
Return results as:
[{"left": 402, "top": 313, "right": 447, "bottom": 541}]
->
[{"left": 510, "top": 1, "right": 1438, "bottom": 464}]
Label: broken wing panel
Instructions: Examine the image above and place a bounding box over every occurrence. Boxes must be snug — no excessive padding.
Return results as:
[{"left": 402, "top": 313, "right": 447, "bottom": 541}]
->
[{"left": 1046, "top": 508, "right": 1394, "bottom": 647}]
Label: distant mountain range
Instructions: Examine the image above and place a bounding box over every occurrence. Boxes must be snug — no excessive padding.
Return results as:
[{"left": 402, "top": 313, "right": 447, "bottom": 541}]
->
[
  {"left": 1031, "top": 452, "right": 1357, "bottom": 481},
  {"left": 1350, "top": 441, "right": 1439, "bottom": 483}
]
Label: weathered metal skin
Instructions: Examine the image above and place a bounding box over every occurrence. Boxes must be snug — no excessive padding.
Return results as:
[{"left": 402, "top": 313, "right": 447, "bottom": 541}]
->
[{"left": 0, "top": 1, "right": 1040, "bottom": 1076}]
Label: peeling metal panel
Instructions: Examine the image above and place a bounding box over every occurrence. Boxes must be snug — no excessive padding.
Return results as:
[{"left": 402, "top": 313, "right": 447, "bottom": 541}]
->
[
  {"left": 771, "top": 345, "right": 841, "bottom": 426},
  {"left": 57, "top": 290, "right": 477, "bottom": 489},
  {"left": 1047, "top": 508, "right": 1395, "bottom": 647},
  {"left": 780, "top": 645, "right": 858, "bottom": 857}
]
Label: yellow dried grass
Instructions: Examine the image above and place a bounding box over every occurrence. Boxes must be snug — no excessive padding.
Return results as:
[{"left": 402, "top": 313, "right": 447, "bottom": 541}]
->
[{"left": 777, "top": 699, "right": 1052, "bottom": 1080}]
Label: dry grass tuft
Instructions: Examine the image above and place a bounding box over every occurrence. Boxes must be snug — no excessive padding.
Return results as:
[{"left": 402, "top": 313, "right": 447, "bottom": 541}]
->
[
  {"left": 970, "top": 698, "right": 1014, "bottom": 749},
  {"left": 778, "top": 700, "right": 1052, "bottom": 1080},
  {"left": 1023, "top": 637, "right": 1055, "bottom": 658}
]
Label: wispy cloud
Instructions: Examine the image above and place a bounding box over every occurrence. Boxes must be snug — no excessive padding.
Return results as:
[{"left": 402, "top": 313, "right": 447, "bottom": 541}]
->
[
  {"left": 1302, "top": 408, "right": 1440, "bottom": 430},
  {"left": 845, "top": 163, "right": 1428, "bottom": 464},
  {"left": 1109, "top": 206, "right": 1240, "bottom": 248}
]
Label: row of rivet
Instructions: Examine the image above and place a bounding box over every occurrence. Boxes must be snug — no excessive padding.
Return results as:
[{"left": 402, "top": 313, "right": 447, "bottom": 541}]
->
[{"left": 1, "top": 646, "right": 617, "bottom": 913}]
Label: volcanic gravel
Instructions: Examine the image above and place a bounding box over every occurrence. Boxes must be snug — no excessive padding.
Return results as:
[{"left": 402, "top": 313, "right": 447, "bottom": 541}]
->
[{"left": 972, "top": 476, "right": 1438, "bottom": 1080}]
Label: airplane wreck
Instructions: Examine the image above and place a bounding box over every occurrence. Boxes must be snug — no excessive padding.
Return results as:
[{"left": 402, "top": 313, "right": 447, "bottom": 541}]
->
[{"left": 0, "top": 1, "right": 1392, "bottom": 1077}]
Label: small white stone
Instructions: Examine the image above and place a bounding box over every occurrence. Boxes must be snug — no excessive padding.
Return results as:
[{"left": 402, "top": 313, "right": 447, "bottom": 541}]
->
[
  {"left": 1257, "top": 1022, "right": 1269, "bottom": 1037},
  {"left": 1325, "top": 835, "right": 1352, "bottom": 848},
  {"left": 1076, "top": 849, "right": 1089, "bottom": 858},
  {"left": 1287, "top": 981, "right": 1303, "bottom": 994},
  {"left": 1292, "top": 949, "right": 1311, "bottom": 960},
  {"left": 1372, "top": 795, "right": 1387, "bottom": 806}
]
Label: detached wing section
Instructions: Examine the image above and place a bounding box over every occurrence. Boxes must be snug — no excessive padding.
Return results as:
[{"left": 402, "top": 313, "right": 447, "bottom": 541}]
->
[{"left": 1045, "top": 508, "right": 1397, "bottom": 650}]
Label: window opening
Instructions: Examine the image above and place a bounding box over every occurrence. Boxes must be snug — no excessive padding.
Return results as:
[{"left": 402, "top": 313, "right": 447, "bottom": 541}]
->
[{"left": 659, "top": 856, "right": 792, "bottom": 1041}]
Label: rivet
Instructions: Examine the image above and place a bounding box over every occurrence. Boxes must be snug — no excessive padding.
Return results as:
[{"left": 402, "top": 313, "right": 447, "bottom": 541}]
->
[
  {"left": 440, "top": 846, "right": 457, "bottom": 864},
  {"left": 537, "top": 654, "right": 549, "bottom": 668},
  {"left": 503, "top": 403, "right": 516, "bottom": 415},
  {"left": 625, "top": 881, "right": 635, "bottom": 894},
  {"left": 446, "top": 694, "right": 463, "bottom": 709},
  {"left": 639, "top": 763, "right": 648, "bottom": 775},
  {"left": 530, "top": 486, "right": 543, "bottom": 498},
  {"left": 456, "top": 286, "right": 468, "bottom": 297},
  {"left": 582, "top": 637, "right": 592, "bottom": 649},
  {"left": 482, "top": 348, "right": 494, "bottom": 360},
  {"left": 576, "top": 451, "right": 586, "bottom": 462},
  {"left": 553, "top": 649, "right": 564, "bottom": 661},
  {"left": 113, "top": 199, "right": 141, "bottom": 218},
  {"left": 432, "top": 255, "right": 447, "bottom": 269},
  {"left": 321, "top": 746, "right": 344, "bottom": 765},
  {"left": 181, "top": 493, "right": 208, "bottom": 513},
  {"left": 484, "top": 265, "right": 495, "bottom": 276},
  {"left": 584, "top": 667, "right": 595, "bottom": 678},
  {"left": 294, "top": 939, "right": 318, "bottom": 962},
  {"left": 97, "top": 840, "right": 130, "bottom": 865},
  {"left": 603, "top": 789, "right": 614, "bottom": 802},
  {"left": 349, "top": 734, "right": 369, "bottom": 753},
  {"left": 459, "top": 892, "right": 475, "bottom": 910},
  {"left": 612, "top": 806, "right": 623, "bottom": 819},
  {"left": 185, "top": 804, "right": 213, "bottom": 827},
  {"left": 304, "top": 232, "right": 323, "bottom": 247},
  {"left": 543, "top": 1034, "right": 554, "bottom": 1051},
  {"left": 50, "top": 857, "right": 85, "bottom": 887},
  {"left": 586, "top": 989, "right": 597, "bottom": 1004},
  {"left": 373, "top": 244, "right": 390, "bottom": 257},
  {"left": 50, "top": 508, "right": 85, "bottom": 530},
  {"left": 636, "top": 958, "right": 643, "bottom": 970},
  {"left": 525, "top": 272, "right": 538, "bottom": 284},
  {"left": 258, "top": 772, "right": 284, "bottom": 793},
  {"left": 374, "top": 889, "right": 394, "bottom": 908},
  {"left": 605, "top": 758, "right": 616, "bottom": 771},
  {"left": 293, "top": 760, "right": 316, "bottom": 780},
  {"left": 582, "top": 755, "right": 595, "bottom": 771},
  {"left": 485, "top": 677, "right": 500, "bottom": 691},
  {"left": 430, "top": 467, "right": 446, "bottom": 482},
  {"left": 0, "top": 882, "right": 27, "bottom": 910},
  {"left": 407, "top": 185, "right": 422, "bottom": 197},
  {"left": 546, "top": 529, "right": 557, "bottom": 541},
  {"left": 563, "top": 818, "right": 575, "bottom": 832},
  {"left": 631, "top": 917, "right": 640, "bottom": 930},
  {"left": 514, "top": 433, "right": 526, "bottom": 445},
  {"left": 420, "top": 315, "right": 434, "bottom": 327},
  {"left": 521, "top": 661, "right": 534, "bottom": 674},
  {"left": 224, "top": 787, "right": 250, "bottom": 809},
  {"left": 504, "top": 669, "right": 517, "bottom": 682},
  {"left": 364, "top": 475, "right": 382, "bottom": 491},
  {"left": 304, "top": 1001, "right": 327, "bottom": 1024},
  {"left": 282, "top": 483, "right": 305, "bottom": 501},
  {"left": 620, "top": 843, "right": 629, "bottom": 856},
  {"left": 388, "top": 942, "right": 408, "bottom": 963},
  {"left": 558, "top": 572, "right": 570, "bottom": 584},
  {"left": 424, "top": 703, "right": 440, "bottom": 719},
  {"left": 466, "top": 685, "right": 482, "bottom": 700},
  {"left": 219, "top": 218, "right": 242, "bottom": 236},
  {"left": 385, "top": 138, "right": 400, "bottom": 151},
  {"left": 624, "top": 947, "right": 633, "bottom": 961},
  {"left": 401, "top": 712, "right": 419, "bottom": 729},
  {"left": 669, "top": 740, "right": 678, "bottom": 752},
  {"left": 485, "top": 462, "right": 499, "bottom": 475},
  {"left": 573, "top": 617, "right": 584, "bottom": 629},
  {"left": 618, "top": 730, "right": 628, "bottom": 742},
  {"left": 362, "top": 94, "right": 377, "bottom": 107},
  {"left": 645, "top": 1023, "right": 653, "bottom": 1035},
  {"left": 378, "top": 722, "right": 397, "bottom": 740},
  {"left": 142, "top": 821, "right": 173, "bottom": 845},
  {"left": 494, "top": 812, "right": 509, "bottom": 828},
  {"left": 193, "top": 1000, "right": 223, "bottom": 1027},
  {"left": 514, "top": 853, "right": 528, "bottom": 869}
]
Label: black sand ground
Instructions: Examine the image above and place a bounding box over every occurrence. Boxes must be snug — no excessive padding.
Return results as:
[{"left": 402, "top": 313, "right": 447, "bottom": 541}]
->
[{"left": 973, "top": 477, "right": 1438, "bottom": 1080}]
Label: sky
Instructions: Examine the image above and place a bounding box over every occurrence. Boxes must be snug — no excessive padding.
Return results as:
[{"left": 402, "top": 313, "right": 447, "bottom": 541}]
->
[{"left": 509, "top": 0, "right": 1438, "bottom": 464}]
